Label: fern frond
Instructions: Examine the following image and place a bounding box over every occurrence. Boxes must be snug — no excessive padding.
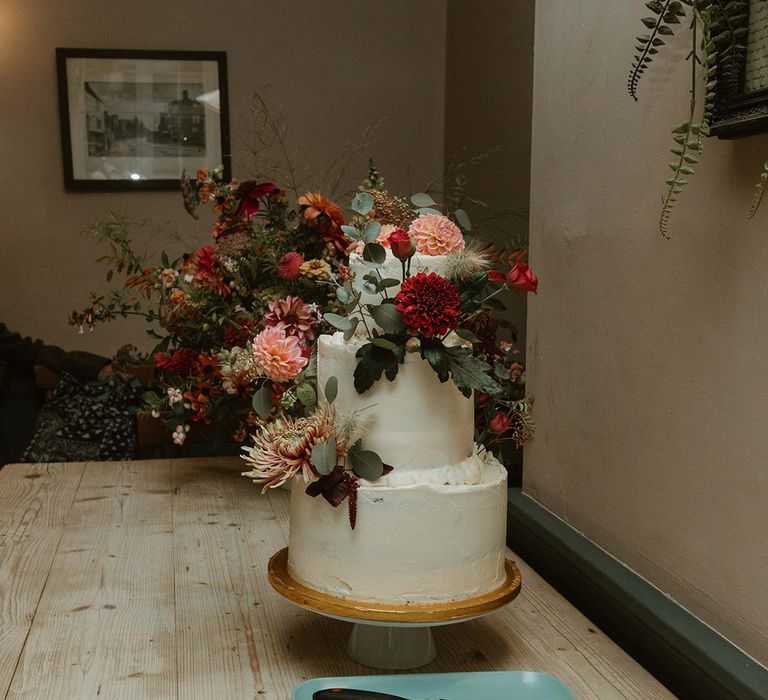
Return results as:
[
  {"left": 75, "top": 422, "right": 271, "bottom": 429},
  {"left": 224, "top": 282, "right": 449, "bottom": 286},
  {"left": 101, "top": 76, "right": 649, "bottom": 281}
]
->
[
  {"left": 628, "top": 0, "right": 690, "bottom": 101},
  {"left": 659, "top": 121, "right": 705, "bottom": 237},
  {"left": 748, "top": 161, "right": 768, "bottom": 218}
]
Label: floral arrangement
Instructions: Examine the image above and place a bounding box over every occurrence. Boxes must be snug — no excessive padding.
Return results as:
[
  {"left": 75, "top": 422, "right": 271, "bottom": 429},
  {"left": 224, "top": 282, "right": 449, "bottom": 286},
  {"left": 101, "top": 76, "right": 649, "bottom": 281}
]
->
[
  {"left": 71, "top": 167, "right": 351, "bottom": 444},
  {"left": 241, "top": 186, "right": 537, "bottom": 526}
]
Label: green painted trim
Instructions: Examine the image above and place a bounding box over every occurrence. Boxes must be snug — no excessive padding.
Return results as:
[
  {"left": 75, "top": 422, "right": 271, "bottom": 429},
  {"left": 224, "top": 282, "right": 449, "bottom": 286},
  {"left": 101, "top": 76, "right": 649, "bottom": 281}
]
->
[{"left": 506, "top": 488, "right": 768, "bottom": 700}]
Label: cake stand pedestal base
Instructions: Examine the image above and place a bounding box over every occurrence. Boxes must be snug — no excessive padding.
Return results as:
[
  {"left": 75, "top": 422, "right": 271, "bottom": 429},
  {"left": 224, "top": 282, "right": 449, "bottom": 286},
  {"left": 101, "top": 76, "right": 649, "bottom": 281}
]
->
[
  {"left": 347, "top": 623, "right": 436, "bottom": 670},
  {"left": 267, "top": 548, "right": 522, "bottom": 670}
]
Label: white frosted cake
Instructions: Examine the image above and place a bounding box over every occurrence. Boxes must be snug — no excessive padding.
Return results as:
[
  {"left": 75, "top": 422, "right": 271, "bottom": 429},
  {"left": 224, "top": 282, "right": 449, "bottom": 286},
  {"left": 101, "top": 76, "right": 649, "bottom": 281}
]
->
[{"left": 286, "top": 251, "right": 509, "bottom": 605}]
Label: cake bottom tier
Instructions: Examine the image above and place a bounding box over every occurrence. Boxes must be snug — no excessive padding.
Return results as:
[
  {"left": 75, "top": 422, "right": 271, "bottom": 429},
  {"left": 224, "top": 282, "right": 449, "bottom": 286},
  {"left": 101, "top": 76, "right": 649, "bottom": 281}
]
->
[{"left": 287, "top": 452, "right": 508, "bottom": 605}]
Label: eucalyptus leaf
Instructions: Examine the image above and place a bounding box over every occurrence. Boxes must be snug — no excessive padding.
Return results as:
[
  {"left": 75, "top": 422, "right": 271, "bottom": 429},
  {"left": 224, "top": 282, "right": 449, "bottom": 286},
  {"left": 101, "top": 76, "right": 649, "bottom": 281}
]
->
[
  {"left": 368, "top": 303, "right": 406, "bottom": 333},
  {"left": 324, "top": 375, "right": 338, "bottom": 404},
  {"left": 251, "top": 384, "right": 273, "bottom": 418},
  {"left": 416, "top": 207, "right": 443, "bottom": 216},
  {"left": 363, "top": 220, "right": 382, "bottom": 244},
  {"left": 341, "top": 225, "right": 361, "bottom": 241},
  {"left": 349, "top": 447, "right": 385, "bottom": 481},
  {"left": 351, "top": 192, "right": 374, "bottom": 216},
  {"left": 336, "top": 287, "right": 350, "bottom": 304},
  {"left": 311, "top": 437, "right": 337, "bottom": 476},
  {"left": 324, "top": 312, "right": 353, "bottom": 331},
  {"left": 411, "top": 192, "right": 436, "bottom": 207},
  {"left": 363, "top": 242, "right": 386, "bottom": 265},
  {"left": 342, "top": 317, "right": 360, "bottom": 341},
  {"left": 454, "top": 208, "right": 472, "bottom": 231}
]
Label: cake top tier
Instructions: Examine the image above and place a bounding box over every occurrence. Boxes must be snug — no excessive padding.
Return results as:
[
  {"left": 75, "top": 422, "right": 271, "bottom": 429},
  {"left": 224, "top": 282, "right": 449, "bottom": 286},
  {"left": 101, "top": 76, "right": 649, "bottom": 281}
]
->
[{"left": 317, "top": 332, "right": 475, "bottom": 470}]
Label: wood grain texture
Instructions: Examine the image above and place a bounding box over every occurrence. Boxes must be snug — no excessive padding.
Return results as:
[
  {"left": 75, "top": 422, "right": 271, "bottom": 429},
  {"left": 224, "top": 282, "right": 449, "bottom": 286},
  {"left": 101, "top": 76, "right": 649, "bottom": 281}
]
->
[
  {"left": 0, "top": 458, "right": 675, "bottom": 699},
  {"left": 0, "top": 462, "right": 86, "bottom": 696}
]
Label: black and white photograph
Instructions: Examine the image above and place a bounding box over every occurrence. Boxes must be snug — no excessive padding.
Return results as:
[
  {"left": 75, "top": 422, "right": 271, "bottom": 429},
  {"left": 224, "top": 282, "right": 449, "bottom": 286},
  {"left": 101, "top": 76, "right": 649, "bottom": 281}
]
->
[{"left": 57, "top": 49, "right": 230, "bottom": 189}]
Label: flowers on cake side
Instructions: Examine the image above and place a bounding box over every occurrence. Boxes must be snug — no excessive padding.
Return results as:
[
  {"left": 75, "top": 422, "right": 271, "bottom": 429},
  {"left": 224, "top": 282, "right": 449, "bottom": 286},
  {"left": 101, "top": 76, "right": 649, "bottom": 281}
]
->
[
  {"left": 242, "top": 379, "right": 390, "bottom": 529},
  {"left": 70, "top": 167, "right": 350, "bottom": 443}
]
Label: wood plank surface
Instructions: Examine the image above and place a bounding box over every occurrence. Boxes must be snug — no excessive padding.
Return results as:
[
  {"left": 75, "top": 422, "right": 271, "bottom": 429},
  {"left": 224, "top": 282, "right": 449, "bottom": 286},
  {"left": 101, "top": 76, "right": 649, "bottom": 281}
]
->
[
  {"left": 0, "top": 458, "right": 676, "bottom": 699},
  {"left": 0, "top": 462, "right": 85, "bottom": 696}
]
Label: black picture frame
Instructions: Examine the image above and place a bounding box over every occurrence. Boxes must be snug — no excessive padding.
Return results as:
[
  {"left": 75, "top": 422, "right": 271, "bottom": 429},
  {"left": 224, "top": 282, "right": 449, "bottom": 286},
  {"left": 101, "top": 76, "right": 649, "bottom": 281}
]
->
[
  {"left": 710, "top": 1, "right": 768, "bottom": 139},
  {"left": 56, "top": 48, "right": 231, "bottom": 190}
]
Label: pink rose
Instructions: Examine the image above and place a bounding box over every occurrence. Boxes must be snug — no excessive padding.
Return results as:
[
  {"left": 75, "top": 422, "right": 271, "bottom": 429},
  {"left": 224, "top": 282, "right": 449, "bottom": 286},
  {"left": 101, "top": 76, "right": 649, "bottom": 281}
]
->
[
  {"left": 387, "top": 228, "right": 415, "bottom": 262},
  {"left": 506, "top": 262, "right": 538, "bottom": 293}
]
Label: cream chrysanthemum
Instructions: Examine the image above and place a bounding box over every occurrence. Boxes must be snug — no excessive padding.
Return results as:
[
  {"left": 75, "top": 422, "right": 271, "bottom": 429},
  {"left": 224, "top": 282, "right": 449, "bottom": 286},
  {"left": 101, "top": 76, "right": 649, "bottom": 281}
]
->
[
  {"left": 408, "top": 214, "right": 465, "bottom": 256},
  {"left": 241, "top": 404, "right": 348, "bottom": 491}
]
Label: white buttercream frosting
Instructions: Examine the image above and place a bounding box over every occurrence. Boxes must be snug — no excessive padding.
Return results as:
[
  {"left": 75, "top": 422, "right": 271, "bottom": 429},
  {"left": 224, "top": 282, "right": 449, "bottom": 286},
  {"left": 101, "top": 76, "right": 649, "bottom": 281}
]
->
[
  {"left": 317, "top": 332, "right": 474, "bottom": 470},
  {"left": 287, "top": 450, "right": 508, "bottom": 604}
]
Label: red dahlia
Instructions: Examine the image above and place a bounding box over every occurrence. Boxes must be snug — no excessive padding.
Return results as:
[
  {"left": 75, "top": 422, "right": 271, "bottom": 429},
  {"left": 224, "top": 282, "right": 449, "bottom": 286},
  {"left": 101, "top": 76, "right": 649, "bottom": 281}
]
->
[{"left": 394, "top": 272, "right": 462, "bottom": 338}]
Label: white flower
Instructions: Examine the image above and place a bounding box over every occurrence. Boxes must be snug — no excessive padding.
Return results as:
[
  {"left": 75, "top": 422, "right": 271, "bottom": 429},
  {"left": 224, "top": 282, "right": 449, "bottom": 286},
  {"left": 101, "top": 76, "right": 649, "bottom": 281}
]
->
[
  {"left": 151, "top": 409, "right": 160, "bottom": 418},
  {"left": 172, "top": 424, "right": 190, "bottom": 446},
  {"left": 166, "top": 387, "right": 183, "bottom": 405}
]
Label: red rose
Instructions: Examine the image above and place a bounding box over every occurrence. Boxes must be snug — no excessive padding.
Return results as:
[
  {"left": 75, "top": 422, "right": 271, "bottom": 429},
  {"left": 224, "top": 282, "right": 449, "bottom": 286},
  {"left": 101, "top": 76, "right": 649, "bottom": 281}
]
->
[
  {"left": 488, "top": 410, "right": 513, "bottom": 435},
  {"left": 235, "top": 181, "right": 279, "bottom": 217},
  {"left": 506, "top": 262, "right": 538, "bottom": 293},
  {"left": 488, "top": 269, "right": 506, "bottom": 284},
  {"left": 394, "top": 272, "right": 462, "bottom": 338},
  {"left": 387, "top": 229, "right": 415, "bottom": 262}
]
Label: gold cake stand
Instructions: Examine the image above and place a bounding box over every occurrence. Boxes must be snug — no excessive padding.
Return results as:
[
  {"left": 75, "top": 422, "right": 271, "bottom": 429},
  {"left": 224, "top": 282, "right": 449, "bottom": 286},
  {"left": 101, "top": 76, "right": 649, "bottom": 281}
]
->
[{"left": 268, "top": 547, "right": 521, "bottom": 669}]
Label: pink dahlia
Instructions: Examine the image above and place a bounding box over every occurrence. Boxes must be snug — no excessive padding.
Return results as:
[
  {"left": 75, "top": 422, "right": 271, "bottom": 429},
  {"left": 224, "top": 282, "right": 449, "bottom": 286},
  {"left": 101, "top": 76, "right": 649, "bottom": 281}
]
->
[
  {"left": 252, "top": 326, "right": 308, "bottom": 382},
  {"left": 263, "top": 295, "right": 318, "bottom": 343},
  {"left": 394, "top": 272, "right": 462, "bottom": 338},
  {"left": 408, "top": 214, "right": 465, "bottom": 256}
]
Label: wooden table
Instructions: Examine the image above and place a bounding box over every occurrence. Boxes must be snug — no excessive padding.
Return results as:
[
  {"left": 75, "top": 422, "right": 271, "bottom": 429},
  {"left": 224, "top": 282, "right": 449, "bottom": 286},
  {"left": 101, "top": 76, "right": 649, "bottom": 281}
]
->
[{"left": 0, "top": 458, "right": 675, "bottom": 699}]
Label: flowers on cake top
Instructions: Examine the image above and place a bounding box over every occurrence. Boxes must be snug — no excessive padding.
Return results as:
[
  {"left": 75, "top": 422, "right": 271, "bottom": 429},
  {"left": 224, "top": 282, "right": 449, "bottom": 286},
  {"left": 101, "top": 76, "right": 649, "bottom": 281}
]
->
[
  {"left": 408, "top": 213, "right": 465, "bottom": 256},
  {"left": 394, "top": 272, "right": 462, "bottom": 338}
]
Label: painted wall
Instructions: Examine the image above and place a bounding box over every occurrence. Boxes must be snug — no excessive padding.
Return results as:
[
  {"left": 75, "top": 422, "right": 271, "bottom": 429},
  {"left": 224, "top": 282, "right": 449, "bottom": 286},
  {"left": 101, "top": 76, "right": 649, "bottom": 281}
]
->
[
  {"left": 0, "top": 0, "right": 446, "bottom": 357},
  {"left": 444, "top": 0, "right": 534, "bottom": 354},
  {"left": 527, "top": 1, "right": 768, "bottom": 664}
]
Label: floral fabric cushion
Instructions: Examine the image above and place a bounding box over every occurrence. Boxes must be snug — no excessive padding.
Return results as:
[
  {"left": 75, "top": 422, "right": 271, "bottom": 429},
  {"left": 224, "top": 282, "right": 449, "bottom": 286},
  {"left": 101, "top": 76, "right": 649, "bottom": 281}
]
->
[{"left": 22, "top": 373, "right": 138, "bottom": 463}]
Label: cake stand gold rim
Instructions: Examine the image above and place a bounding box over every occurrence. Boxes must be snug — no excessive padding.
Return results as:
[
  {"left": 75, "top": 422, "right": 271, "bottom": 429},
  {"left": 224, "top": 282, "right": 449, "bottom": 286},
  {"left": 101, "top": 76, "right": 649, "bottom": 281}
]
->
[{"left": 267, "top": 547, "right": 521, "bottom": 624}]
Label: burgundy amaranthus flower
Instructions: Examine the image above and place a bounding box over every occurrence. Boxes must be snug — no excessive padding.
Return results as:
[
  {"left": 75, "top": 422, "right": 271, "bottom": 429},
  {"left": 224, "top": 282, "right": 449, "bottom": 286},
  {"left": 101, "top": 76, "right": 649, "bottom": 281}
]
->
[{"left": 394, "top": 272, "right": 462, "bottom": 338}]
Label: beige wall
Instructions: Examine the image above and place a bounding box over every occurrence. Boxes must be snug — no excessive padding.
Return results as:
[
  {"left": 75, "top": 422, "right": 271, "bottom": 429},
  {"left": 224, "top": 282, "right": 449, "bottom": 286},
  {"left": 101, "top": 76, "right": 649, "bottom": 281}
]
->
[
  {"left": 444, "top": 0, "right": 534, "bottom": 352},
  {"left": 0, "top": 0, "right": 446, "bottom": 357},
  {"left": 527, "top": 1, "right": 768, "bottom": 664}
]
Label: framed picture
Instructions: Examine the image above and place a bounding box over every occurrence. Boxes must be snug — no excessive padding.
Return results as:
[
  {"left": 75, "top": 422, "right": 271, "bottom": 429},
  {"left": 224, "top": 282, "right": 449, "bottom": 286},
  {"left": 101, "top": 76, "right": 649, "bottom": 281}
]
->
[
  {"left": 710, "top": 0, "right": 768, "bottom": 138},
  {"left": 56, "top": 48, "right": 230, "bottom": 190}
]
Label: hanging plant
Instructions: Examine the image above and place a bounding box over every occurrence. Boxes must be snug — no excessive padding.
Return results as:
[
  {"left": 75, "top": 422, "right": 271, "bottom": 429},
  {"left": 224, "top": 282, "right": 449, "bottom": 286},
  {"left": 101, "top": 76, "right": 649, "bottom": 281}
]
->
[{"left": 628, "top": 0, "right": 765, "bottom": 236}]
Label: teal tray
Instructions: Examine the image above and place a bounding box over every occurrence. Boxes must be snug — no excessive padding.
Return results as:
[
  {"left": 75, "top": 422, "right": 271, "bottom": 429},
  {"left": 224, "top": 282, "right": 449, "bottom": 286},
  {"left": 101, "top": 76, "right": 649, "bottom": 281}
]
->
[{"left": 293, "top": 671, "right": 576, "bottom": 699}]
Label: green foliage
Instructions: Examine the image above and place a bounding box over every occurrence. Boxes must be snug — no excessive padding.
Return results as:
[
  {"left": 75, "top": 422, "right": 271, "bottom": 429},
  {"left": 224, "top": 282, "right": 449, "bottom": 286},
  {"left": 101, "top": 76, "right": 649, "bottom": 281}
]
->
[
  {"left": 445, "top": 346, "right": 502, "bottom": 399},
  {"left": 348, "top": 445, "right": 385, "bottom": 481},
  {"left": 353, "top": 341, "right": 405, "bottom": 393},
  {"left": 628, "top": 0, "right": 690, "bottom": 102},
  {"left": 252, "top": 383, "right": 273, "bottom": 418},
  {"left": 311, "top": 437, "right": 337, "bottom": 476},
  {"left": 324, "top": 375, "right": 338, "bottom": 404}
]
